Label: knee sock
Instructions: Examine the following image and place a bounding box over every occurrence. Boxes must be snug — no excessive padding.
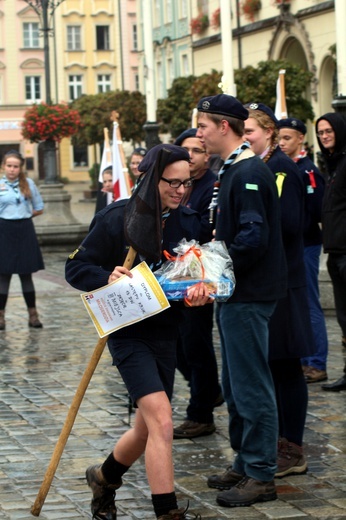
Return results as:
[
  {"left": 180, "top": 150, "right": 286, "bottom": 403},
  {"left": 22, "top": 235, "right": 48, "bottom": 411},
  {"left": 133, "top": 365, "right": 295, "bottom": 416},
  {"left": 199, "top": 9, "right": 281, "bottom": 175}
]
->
[
  {"left": 23, "top": 291, "right": 36, "bottom": 309},
  {"left": 101, "top": 451, "right": 130, "bottom": 484},
  {"left": 152, "top": 492, "right": 178, "bottom": 518}
]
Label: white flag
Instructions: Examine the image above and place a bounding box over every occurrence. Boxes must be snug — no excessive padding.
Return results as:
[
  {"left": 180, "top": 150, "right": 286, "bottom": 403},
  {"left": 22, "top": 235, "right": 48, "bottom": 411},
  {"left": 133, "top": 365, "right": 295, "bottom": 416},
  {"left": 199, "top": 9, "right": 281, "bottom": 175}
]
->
[
  {"left": 98, "top": 141, "right": 112, "bottom": 183},
  {"left": 274, "top": 69, "right": 288, "bottom": 120}
]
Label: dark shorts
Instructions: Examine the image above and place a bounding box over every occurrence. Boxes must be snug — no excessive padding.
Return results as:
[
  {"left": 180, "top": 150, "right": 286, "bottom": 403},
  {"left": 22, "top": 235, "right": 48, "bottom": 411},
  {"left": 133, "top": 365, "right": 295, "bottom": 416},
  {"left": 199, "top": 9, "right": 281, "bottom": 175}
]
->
[{"left": 107, "top": 336, "right": 177, "bottom": 405}]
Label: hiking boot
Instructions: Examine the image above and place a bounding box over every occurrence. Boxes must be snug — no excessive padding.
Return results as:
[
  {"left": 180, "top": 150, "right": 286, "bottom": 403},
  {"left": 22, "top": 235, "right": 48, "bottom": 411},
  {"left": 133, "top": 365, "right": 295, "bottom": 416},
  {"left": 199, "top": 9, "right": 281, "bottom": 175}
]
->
[
  {"left": 86, "top": 464, "right": 122, "bottom": 520},
  {"left": 173, "top": 420, "right": 215, "bottom": 439},
  {"left": 157, "top": 504, "right": 201, "bottom": 519},
  {"left": 275, "top": 438, "right": 307, "bottom": 477},
  {"left": 304, "top": 367, "right": 327, "bottom": 383},
  {"left": 207, "top": 466, "right": 243, "bottom": 490},
  {"left": 28, "top": 307, "right": 43, "bottom": 328},
  {"left": 216, "top": 476, "right": 277, "bottom": 507}
]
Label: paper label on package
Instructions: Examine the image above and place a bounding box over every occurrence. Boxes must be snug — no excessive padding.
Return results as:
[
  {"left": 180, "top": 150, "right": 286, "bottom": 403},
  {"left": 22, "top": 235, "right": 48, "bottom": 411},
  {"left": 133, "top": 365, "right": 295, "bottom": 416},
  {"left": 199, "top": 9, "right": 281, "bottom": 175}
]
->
[{"left": 81, "top": 261, "right": 170, "bottom": 337}]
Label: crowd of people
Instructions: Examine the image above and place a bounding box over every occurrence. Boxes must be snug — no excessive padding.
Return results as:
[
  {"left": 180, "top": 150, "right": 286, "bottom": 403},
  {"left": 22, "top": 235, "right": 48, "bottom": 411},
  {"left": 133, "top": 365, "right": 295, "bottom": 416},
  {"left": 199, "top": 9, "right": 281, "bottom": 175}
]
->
[{"left": 2, "top": 93, "right": 346, "bottom": 520}]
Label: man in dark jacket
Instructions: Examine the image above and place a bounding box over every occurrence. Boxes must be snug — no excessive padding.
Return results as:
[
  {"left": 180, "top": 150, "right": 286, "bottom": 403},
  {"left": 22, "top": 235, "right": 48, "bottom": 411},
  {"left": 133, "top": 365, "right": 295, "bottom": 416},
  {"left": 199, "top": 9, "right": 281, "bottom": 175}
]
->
[
  {"left": 196, "top": 94, "right": 287, "bottom": 508},
  {"left": 316, "top": 112, "right": 346, "bottom": 392}
]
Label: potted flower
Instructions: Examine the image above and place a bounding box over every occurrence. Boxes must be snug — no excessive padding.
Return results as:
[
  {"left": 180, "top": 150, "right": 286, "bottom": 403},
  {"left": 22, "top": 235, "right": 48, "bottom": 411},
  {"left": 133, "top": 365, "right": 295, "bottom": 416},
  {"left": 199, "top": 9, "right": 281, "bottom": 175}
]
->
[
  {"left": 190, "top": 12, "right": 209, "bottom": 34},
  {"left": 242, "top": 0, "right": 261, "bottom": 22},
  {"left": 211, "top": 8, "right": 221, "bottom": 29},
  {"left": 21, "top": 102, "right": 81, "bottom": 143}
]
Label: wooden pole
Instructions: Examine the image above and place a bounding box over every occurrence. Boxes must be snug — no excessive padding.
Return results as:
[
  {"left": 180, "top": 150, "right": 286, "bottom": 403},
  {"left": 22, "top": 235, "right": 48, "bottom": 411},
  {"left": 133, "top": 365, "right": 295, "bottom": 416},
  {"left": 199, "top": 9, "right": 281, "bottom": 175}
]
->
[{"left": 30, "top": 246, "right": 137, "bottom": 517}]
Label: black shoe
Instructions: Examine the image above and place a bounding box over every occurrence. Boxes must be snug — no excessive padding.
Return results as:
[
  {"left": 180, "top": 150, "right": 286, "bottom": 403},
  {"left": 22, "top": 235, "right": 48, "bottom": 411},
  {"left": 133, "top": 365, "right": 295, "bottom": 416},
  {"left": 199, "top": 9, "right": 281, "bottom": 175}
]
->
[
  {"left": 213, "top": 391, "right": 225, "bottom": 408},
  {"left": 321, "top": 375, "right": 346, "bottom": 392},
  {"left": 86, "top": 464, "right": 122, "bottom": 520},
  {"left": 173, "top": 420, "right": 216, "bottom": 439},
  {"left": 216, "top": 476, "right": 277, "bottom": 507},
  {"left": 207, "top": 466, "right": 243, "bottom": 490}
]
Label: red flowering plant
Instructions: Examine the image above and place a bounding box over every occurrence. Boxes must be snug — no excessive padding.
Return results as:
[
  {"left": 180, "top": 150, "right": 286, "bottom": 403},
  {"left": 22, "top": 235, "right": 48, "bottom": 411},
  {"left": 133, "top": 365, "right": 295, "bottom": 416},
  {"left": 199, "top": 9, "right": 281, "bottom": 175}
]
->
[
  {"left": 242, "top": 0, "right": 261, "bottom": 21},
  {"left": 211, "top": 8, "right": 221, "bottom": 29},
  {"left": 190, "top": 13, "right": 209, "bottom": 34},
  {"left": 21, "top": 102, "right": 82, "bottom": 143}
]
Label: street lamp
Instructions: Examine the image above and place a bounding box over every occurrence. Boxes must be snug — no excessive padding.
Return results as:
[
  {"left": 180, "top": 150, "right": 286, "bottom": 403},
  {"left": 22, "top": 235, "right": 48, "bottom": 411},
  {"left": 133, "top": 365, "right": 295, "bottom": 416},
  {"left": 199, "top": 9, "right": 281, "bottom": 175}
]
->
[{"left": 23, "top": 0, "right": 65, "bottom": 183}]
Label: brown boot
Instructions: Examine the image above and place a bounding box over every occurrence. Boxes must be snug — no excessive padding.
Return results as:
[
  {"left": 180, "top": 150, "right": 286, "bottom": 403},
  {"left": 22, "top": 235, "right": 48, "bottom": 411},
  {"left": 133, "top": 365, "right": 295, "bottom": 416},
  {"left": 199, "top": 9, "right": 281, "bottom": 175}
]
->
[
  {"left": 28, "top": 308, "right": 43, "bottom": 328},
  {"left": 275, "top": 438, "right": 307, "bottom": 477},
  {"left": 0, "top": 310, "right": 5, "bottom": 330}
]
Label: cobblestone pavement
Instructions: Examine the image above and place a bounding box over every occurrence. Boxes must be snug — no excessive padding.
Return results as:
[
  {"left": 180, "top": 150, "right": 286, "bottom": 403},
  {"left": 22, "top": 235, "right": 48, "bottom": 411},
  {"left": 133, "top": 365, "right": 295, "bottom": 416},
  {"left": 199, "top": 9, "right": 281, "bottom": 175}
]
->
[{"left": 0, "top": 188, "right": 346, "bottom": 520}]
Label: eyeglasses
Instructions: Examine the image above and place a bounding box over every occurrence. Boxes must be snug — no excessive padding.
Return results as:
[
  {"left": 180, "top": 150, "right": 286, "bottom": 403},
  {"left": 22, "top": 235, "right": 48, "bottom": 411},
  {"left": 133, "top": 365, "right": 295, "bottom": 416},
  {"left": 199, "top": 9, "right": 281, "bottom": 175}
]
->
[
  {"left": 182, "top": 147, "right": 206, "bottom": 155},
  {"left": 317, "top": 128, "right": 334, "bottom": 137},
  {"left": 160, "top": 177, "right": 194, "bottom": 188}
]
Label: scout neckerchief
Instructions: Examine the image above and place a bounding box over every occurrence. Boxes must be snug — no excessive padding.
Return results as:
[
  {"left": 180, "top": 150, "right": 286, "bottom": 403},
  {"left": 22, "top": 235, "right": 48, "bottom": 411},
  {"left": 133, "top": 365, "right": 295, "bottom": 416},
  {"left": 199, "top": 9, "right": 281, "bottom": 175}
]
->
[
  {"left": 208, "top": 142, "right": 250, "bottom": 224},
  {"left": 293, "top": 149, "right": 317, "bottom": 192},
  {"left": 2, "top": 176, "right": 21, "bottom": 204}
]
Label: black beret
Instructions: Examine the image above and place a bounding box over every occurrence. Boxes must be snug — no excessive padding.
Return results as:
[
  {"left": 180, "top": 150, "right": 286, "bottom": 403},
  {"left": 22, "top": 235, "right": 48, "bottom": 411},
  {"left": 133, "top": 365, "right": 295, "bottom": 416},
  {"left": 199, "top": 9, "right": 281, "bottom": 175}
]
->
[
  {"left": 197, "top": 94, "right": 249, "bottom": 121},
  {"left": 174, "top": 128, "right": 197, "bottom": 146},
  {"left": 277, "top": 118, "right": 307, "bottom": 135},
  {"left": 245, "top": 102, "right": 278, "bottom": 126},
  {"left": 138, "top": 144, "right": 190, "bottom": 175},
  {"left": 132, "top": 147, "right": 147, "bottom": 157}
]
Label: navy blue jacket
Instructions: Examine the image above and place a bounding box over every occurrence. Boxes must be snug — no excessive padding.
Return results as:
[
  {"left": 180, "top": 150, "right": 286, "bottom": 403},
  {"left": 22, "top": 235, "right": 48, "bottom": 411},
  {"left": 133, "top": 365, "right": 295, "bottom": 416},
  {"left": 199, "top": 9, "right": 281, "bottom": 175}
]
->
[
  {"left": 65, "top": 200, "right": 201, "bottom": 339},
  {"left": 185, "top": 167, "right": 216, "bottom": 243},
  {"left": 295, "top": 155, "right": 324, "bottom": 247},
  {"left": 215, "top": 151, "right": 287, "bottom": 303},
  {"left": 267, "top": 148, "right": 306, "bottom": 288}
]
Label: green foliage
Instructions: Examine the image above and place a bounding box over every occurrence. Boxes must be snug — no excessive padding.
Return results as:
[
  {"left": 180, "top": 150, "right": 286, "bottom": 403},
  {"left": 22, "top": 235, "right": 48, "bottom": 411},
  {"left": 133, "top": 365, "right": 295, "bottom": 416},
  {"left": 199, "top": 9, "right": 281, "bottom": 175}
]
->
[
  {"left": 88, "top": 162, "right": 100, "bottom": 190},
  {"left": 234, "top": 59, "right": 314, "bottom": 122},
  {"left": 156, "top": 61, "right": 314, "bottom": 137},
  {"left": 157, "top": 71, "right": 222, "bottom": 138},
  {"left": 71, "top": 90, "right": 147, "bottom": 146}
]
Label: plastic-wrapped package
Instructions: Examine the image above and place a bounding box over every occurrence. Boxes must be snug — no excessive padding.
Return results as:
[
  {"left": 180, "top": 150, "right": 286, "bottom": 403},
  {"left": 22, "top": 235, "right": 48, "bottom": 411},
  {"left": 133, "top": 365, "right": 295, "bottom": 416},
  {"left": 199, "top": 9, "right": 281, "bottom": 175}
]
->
[{"left": 155, "top": 239, "right": 235, "bottom": 301}]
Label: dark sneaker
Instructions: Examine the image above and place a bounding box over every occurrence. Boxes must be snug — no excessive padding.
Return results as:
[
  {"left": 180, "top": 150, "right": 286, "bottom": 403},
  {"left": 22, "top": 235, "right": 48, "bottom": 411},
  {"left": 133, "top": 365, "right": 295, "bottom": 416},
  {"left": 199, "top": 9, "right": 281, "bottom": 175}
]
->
[
  {"left": 173, "top": 420, "right": 215, "bottom": 439},
  {"left": 213, "top": 392, "right": 225, "bottom": 408},
  {"left": 275, "top": 438, "right": 307, "bottom": 477},
  {"left": 216, "top": 476, "right": 277, "bottom": 507},
  {"left": 207, "top": 466, "right": 243, "bottom": 490},
  {"left": 157, "top": 504, "right": 201, "bottom": 519},
  {"left": 86, "top": 464, "right": 122, "bottom": 520},
  {"left": 304, "top": 367, "right": 327, "bottom": 383}
]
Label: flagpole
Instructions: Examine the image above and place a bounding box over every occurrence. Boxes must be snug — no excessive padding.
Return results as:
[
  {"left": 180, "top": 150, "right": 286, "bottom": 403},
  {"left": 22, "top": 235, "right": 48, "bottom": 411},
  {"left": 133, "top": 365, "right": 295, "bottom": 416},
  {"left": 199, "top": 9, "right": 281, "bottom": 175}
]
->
[
  {"left": 29, "top": 248, "right": 136, "bottom": 517},
  {"left": 275, "top": 69, "right": 288, "bottom": 120},
  {"left": 220, "top": 0, "right": 236, "bottom": 95}
]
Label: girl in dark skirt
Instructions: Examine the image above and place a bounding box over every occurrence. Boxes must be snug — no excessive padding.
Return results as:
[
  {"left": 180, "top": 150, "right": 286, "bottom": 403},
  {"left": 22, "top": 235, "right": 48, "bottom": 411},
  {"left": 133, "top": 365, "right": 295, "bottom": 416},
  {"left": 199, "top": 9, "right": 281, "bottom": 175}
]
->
[
  {"left": 0, "top": 150, "right": 44, "bottom": 330},
  {"left": 244, "top": 103, "right": 315, "bottom": 479}
]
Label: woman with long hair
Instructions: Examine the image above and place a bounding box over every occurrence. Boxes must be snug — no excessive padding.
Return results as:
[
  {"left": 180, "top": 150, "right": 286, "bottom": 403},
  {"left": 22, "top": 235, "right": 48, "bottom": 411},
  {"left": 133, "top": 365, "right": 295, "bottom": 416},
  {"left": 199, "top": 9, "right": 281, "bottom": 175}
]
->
[
  {"left": 0, "top": 150, "right": 44, "bottom": 329},
  {"left": 244, "top": 103, "right": 314, "bottom": 478}
]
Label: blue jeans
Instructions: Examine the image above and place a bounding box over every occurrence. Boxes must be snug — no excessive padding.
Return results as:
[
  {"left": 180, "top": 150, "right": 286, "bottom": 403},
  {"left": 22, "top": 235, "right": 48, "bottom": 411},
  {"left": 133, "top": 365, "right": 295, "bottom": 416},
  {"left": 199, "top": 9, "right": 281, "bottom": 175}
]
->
[
  {"left": 301, "top": 245, "right": 328, "bottom": 370},
  {"left": 216, "top": 301, "right": 278, "bottom": 481}
]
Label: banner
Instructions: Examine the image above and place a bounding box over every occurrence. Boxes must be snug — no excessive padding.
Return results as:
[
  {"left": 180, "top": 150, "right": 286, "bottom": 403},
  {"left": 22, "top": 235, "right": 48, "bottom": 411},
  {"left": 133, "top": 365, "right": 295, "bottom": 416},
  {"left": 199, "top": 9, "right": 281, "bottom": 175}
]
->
[
  {"left": 274, "top": 69, "right": 288, "bottom": 120},
  {"left": 112, "top": 121, "right": 131, "bottom": 201}
]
